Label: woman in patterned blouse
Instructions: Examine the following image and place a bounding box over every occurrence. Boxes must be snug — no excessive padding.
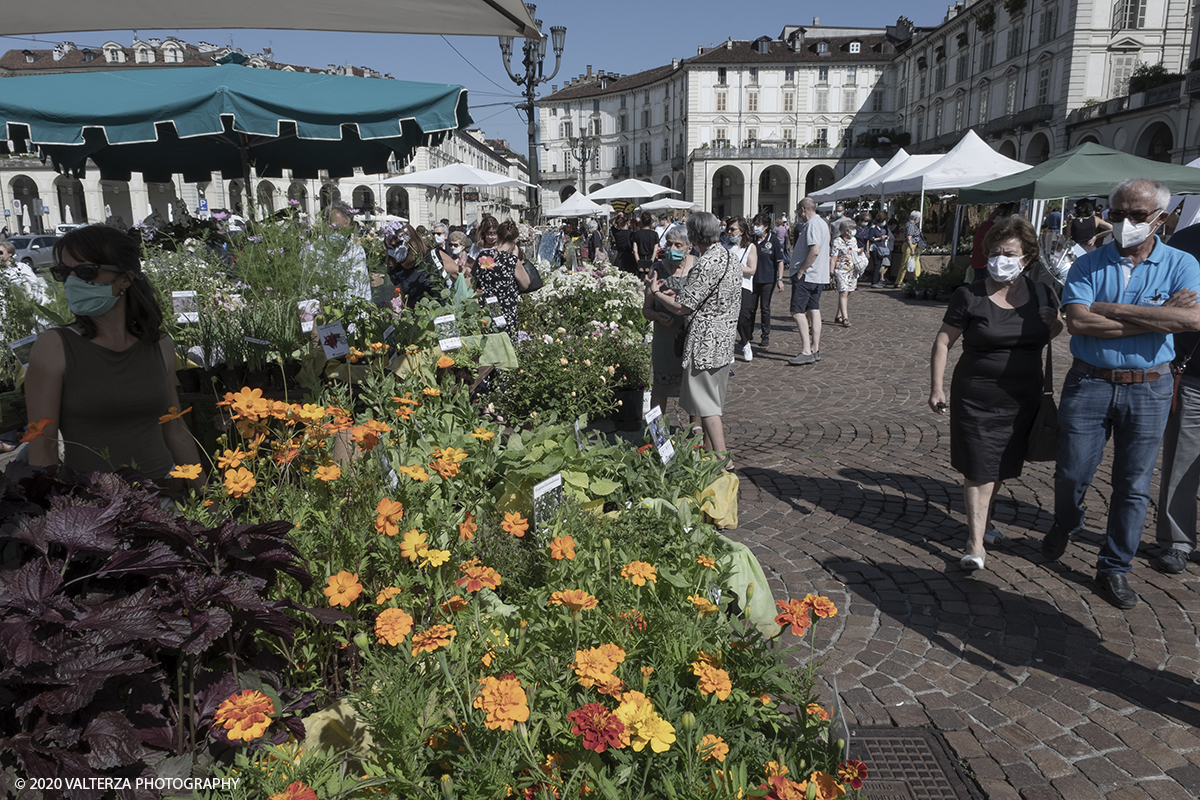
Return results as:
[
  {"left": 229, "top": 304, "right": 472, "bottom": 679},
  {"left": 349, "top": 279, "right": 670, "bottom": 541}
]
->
[{"left": 647, "top": 211, "right": 743, "bottom": 461}]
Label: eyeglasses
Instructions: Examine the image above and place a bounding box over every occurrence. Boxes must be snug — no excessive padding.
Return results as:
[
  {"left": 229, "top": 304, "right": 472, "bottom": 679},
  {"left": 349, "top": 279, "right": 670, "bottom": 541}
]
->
[
  {"left": 50, "top": 263, "right": 119, "bottom": 283},
  {"left": 1108, "top": 208, "right": 1161, "bottom": 224}
]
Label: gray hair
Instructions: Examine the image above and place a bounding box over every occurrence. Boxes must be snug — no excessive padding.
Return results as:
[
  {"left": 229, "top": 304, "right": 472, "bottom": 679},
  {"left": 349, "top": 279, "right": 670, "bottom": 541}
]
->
[
  {"left": 798, "top": 197, "right": 817, "bottom": 213},
  {"left": 0, "top": 241, "right": 14, "bottom": 257},
  {"left": 833, "top": 217, "right": 857, "bottom": 235},
  {"left": 665, "top": 225, "right": 690, "bottom": 247},
  {"left": 686, "top": 211, "right": 722, "bottom": 248},
  {"left": 586, "top": 218, "right": 599, "bottom": 231},
  {"left": 1112, "top": 177, "right": 1171, "bottom": 211},
  {"left": 909, "top": 210, "right": 922, "bottom": 221},
  {"left": 432, "top": 221, "right": 447, "bottom": 233},
  {"left": 688, "top": 204, "right": 702, "bottom": 215}
]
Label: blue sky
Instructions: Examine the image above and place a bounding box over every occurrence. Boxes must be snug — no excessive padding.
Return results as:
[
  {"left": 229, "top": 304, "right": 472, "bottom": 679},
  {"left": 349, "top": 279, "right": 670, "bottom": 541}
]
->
[{"left": 0, "top": 2, "right": 946, "bottom": 154}]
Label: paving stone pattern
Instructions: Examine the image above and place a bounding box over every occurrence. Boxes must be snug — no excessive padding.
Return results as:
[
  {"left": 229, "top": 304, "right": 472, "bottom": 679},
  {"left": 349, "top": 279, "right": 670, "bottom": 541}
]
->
[{"left": 674, "top": 288, "right": 1200, "bottom": 800}]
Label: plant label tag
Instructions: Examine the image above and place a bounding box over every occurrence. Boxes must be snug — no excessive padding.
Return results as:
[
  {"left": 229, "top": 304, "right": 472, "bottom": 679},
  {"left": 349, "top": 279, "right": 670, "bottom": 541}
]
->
[
  {"left": 484, "top": 296, "right": 507, "bottom": 330},
  {"left": 433, "top": 314, "right": 462, "bottom": 351},
  {"left": 382, "top": 325, "right": 395, "bottom": 346},
  {"left": 298, "top": 299, "right": 320, "bottom": 332},
  {"left": 172, "top": 290, "right": 198, "bottom": 324},
  {"left": 533, "top": 473, "right": 564, "bottom": 535},
  {"left": 645, "top": 405, "right": 675, "bottom": 464},
  {"left": 317, "top": 322, "right": 350, "bottom": 360},
  {"left": 244, "top": 337, "right": 271, "bottom": 347},
  {"left": 9, "top": 333, "right": 37, "bottom": 368}
]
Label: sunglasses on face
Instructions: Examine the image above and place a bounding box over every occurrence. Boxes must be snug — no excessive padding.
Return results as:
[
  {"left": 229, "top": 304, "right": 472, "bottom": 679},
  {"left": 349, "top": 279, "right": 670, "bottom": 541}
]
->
[
  {"left": 50, "top": 263, "right": 119, "bottom": 283},
  {"left": 1108, "top": 208, "right": 1161, "bottom": 223}
]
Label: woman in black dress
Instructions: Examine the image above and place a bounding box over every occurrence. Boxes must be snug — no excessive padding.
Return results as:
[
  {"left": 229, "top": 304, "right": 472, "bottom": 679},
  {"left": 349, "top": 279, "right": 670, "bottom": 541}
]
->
[
  {"left": 1066, "top": 199, "right": 1112, "bottom": 252},
  {"left": 929, "top": 217, "right": 1063, "bottom": 570},
  {"left": 473, "top": 219, "right": 531, "bottom": 342},
  {"left": 610, "top": 213, "right": 636, "bottom": 274},
  {"left": 632, "top": 212, "right": 660, "bottom": 278}
]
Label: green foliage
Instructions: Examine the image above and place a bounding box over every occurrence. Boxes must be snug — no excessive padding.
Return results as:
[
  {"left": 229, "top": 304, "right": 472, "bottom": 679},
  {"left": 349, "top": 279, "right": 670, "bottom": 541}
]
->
[{"left": 1129, "top": 62, "right": 1185, "bottom": 95}]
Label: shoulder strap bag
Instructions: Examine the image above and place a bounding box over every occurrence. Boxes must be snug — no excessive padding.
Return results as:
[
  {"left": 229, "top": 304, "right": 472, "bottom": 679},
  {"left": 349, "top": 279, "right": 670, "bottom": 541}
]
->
[
  {"left": 1171, "top": 335, "right": 1200, "bottom": 415},
  {"left": 674, "top": 249, "right": 734, "bottom": 358},
  {"left": 1026, "top": 281, "right": 1059, "bottom": 462}
]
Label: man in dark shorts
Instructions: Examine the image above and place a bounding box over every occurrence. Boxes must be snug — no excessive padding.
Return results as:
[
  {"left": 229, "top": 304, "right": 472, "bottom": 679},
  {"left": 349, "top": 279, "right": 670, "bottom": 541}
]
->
[{"left": 788, "top": 197, "right": 831, "bottom": 366}]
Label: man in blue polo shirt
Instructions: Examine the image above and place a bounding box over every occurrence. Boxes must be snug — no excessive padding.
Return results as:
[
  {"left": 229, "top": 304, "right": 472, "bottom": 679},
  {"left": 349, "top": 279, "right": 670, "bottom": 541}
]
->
[{"left": 1043, "top": 177, "right": 1200, "bottom": 609}]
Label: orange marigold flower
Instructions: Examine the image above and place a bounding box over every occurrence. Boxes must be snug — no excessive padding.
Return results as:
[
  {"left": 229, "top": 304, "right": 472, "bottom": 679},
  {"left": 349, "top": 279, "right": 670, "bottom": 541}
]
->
[
  {"left": 459, "top": 513, "right": 477, "bottom": 541},
  {"left": 620, "top": 561, "right": 657, "bottom": 586},
  {"left": 437, "top": 355, "right": 455, "bottom": 368},
  {"left": 397, "top": 464, "right": 429, "bottom": 482},
  {"left": 568, "top": 702, "right": 628, "bottom": 753},
  {"left": 422, "top": 387, "right": 441, "bottom": 397},
  {"left": 797, "top": 771, "right": 845, "bottom": 800},
  {"left": 691, "top": 661, "right": 732, "bottom": 700},
  {"left": 268, "top": 782, "right": 317, "bottom": 800},
  {"left": 315, "top": 464, "right": 341, "bottom": 482},
  {"left": 775, "top": 598, "right": 813, "bottom": 637},
  {"left": 375, "top": 498, "right": 404, "bottom": 536},
  {"left": 573, "top": 644, "right": 626, "bottom": 688},
  {"left": 764, "top": 761, "right": 790, "bottom": 778},
  {"left": 470, "top": 427, "right": 495, "bottom": 441},
  {"left": 759, "top": 693, "right": 773, "bottom": 705},
  {"left": 549, "top": 535, "right": 576, "bottom": 560},
  {"left": 806, "top": 703, "right": 831, "bottom": 722},
  {"left": 369, "top": 342, "right": 388, "bottom": 353},
  {"left": 376, "top": 586, "right": 402, "bottom": 604},
  {"left": 456, "top": 560, "right": 502, "bottom": 592},
  {"left": 214, "top": 689, "right": 275, "bottom": 741},
  {"left": 20, "top": 417, "right": 53, "bottom": 443},
  {"left": 697, "top": 734, "right": 729, "bottom": 762},
  {"left": 158, "top": 405, "right": 192, "bottom": 424},
  {"left": 346, "top": 346, "right": 366, "bottom": 364},
  {"left": 436, "top": 445, "right": 469, "bottom": 463},
  {"left": 549, "top": 589, "right": 598, "bottom": 612},
  {"left": 223, "top": 467, "right": 257, "bottom": 498},
  {"left": 324, "top": 571, "right": 362, "bottom": 607},
  {"left": 169, "top": 464, "right": 202, "bottom": 481},
  {"left": 501, "top": 512, "right": 529, "bottom": 538},
  {"left": 411, "top": 624, "right": 457, "bottom": 656},
  {"left": 440, "top": 595, "right": 469, "bottom": 614},
  {"left": 399, "top": 528, "right": 428, "bottom": 562},
  {"left": 810, "top": 595, "right": 838, "bottom": 619},
  {"left": 688, "top": 594, "right": 719, "bottom": 616},
  {"left": 473, "top": 674, "right": 530, "bottom": 731},
  {"left": 421, "top": 548, "right": 451, "bottom": 569},
  {"left": 217, "top": 448, "right": 248, "bottom": 469},
  {"left": 837, "top": 760, "right": 868, "bottom": 791},
  {"left": 697, "top": 555, "right": 716, "bottom": 569},
  {"left": 375, "top": 607, "right": 414, "bottom": 646},
  {"left": 393, "top": 394, "right": 420, "bottom": 406},
  {"left": 617, "top": 608, "right": 646, "bottom": 632}
]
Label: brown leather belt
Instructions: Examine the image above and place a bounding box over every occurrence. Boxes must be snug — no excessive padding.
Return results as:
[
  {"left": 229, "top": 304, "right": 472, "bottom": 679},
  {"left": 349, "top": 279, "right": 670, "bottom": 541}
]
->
[{"left": 1072, "top": 358, "right": 1170, "bottom": 384}]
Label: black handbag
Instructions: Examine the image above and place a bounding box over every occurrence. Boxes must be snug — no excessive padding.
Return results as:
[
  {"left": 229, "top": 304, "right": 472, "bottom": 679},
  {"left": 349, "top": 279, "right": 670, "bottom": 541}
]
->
[
  {"left": 1026, "top": 283, "right": 1059, "bottom": 462},
  {"left": 520, "top": 258, "right": 543, "bottom": 294}
]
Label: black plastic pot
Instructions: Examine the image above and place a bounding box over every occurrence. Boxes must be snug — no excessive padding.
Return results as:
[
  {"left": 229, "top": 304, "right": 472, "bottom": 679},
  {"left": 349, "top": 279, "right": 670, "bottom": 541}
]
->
[{"left": 612, "top": 389, "right": 644, "bottom": 432}]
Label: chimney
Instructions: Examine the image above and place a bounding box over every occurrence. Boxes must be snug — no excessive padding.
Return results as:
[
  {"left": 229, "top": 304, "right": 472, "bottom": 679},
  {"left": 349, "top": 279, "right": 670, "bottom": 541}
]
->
[
  {"left": 586, "top": 65, "right": 593, "bottom": 77},
  {"left": 598, "top": 69, "right": 605, "bottom": 77},
  {"left": 672, "top": 58, "right": 679, "bottom": 69},
  {"left": 813, "top": 16, "right": 820, "bottom": 25},
  {"left": 551, "top": 84, "right": 557, "bottom": 93},
  {"left": 725, "top": 38, "right": 733, "bottom": 50}
]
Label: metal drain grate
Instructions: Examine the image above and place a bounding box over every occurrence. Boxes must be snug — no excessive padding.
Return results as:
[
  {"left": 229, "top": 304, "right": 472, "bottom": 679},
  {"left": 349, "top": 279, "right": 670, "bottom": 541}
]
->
[{"left": 851, "top": 727, "right": 981, "bottom": 800}]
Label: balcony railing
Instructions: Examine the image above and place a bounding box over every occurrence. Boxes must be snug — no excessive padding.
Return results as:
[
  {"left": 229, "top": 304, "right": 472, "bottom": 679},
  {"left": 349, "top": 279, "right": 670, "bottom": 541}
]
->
[
  {"left": 1188, "top": 70, "right": 1200, "bottom": 96},
  {"left": 1066, "top": 82, "right": 1181, "bottom": 127},
  {"left": 671, "top": 155, "right": 687, "bottom": 169},
  {"left": 539, "top": 170, "right": 573, "bottom": 181},
  {"left": 611, "top": 165, "right": 630, "bottom": 178},
  {"left": 1012, "top": 103, "right": 1055, "bottom": 127},
  {"left": 1143, "top": 81, "right": 1183, "bottom": 108},
  {"left": 634, "top": 162, "right": 653, "bottom": 176},
  {"left": 690, "top": 145, "right": 897, "bottom": 161}
]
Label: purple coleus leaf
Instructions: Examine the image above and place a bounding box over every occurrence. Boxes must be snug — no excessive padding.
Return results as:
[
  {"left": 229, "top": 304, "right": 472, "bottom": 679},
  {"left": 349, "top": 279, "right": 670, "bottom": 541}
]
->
[
  {"left": 0, "top": 618, "right": 51, "bottom": 667},
  {"left": 43, "top": 504, "right": 121, "bottom": 556},
  {"left": 5, "top": 558, "right": 64, "bottom": 604},
  {"left": 179, "top": 608, "right": 233, "bottom": 656},
  {"left": 83, "top": 712, "right": 144, "bottom": 770}
]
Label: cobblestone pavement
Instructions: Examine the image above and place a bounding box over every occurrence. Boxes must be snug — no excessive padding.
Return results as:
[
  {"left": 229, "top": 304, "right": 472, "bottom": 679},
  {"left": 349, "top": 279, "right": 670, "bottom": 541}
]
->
[{"left": 696, "top": 287, "right": 1200, "bottom": 800}]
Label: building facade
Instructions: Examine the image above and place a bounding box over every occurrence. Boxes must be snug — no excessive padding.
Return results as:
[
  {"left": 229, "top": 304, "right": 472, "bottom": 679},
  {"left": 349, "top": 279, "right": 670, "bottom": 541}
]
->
[{"left": 0, "top": 38, "right": 524, "bottom": 234}]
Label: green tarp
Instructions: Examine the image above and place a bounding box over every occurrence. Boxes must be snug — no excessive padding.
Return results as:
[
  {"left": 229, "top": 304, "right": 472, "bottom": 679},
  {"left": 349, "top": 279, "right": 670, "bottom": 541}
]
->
[
  {"left": 0, "top": 64, "right": 471, "bottom": 182},
  {"left": 958, "top": 142, "right": 1200, "bottom": 204}
]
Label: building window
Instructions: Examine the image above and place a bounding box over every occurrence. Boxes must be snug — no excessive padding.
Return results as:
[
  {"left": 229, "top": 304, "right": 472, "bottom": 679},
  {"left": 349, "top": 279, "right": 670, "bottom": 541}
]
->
[
  {"left": 785, "top": 67, "right": 795, "bottom": 81},
  {"left": 716, "top": 91, "right": 727, "bottom": 112},
  {"left": 1037, "top": 64, "right": 1051, "bottom": 105},
  {"left": 747, "top": 91, "right": 758, "bottom": 112},
  {"left": 1005, "top": 76, "right": 1018, "bottom": 115},
  {"left": 978, "top": 87, "right": 990, "bottom": 123},
  {"left": 642, "top": 109, "right": 651, "bottom": 128},
  {"left": 817, "top": 42, "right": 829, "bottom": 54},
  {"left": 980, "top": 40, "right": 994, "bottom": 70},
  {"left": 956, "top": 56, "right": 968, "bottom": 83},
  {"left": 815, "top": 127, "right": 829, "bottom": 145},
  {"left": 717, "top": 67, "right": 727, "bottom": 85},
  {"left": 136, "top": 48, "right": 152, "bottom": 63},
  {"left": 816, "top": 89, "right": 829, "bottom": 112},
  {"left": 747, "top": 127, "right": 758, "bottom": 143},
  {"left": 783, "top": 127, "right": 794, "bottom": 143},
  {"left": 871, "top": 91, "right": 884, "bottom": 111},
  {"left": 915, "top": 113, "right": 925, "bottom": 142},
  {"left": 818, "top": 66, "right": 829, "bottom": 83},
  {"left": 593, "top": 99, "right": 600, "bottom": 112},
  {"left": 1040, "top": 8, "right": 1059, "bottom": 44},
  {"left": 847, "top": 66, "right": 857, "bottom": 83},
  {"left": 640, "top": 142, "right": 651, "bottom": 164},
  {"left": 842, "top": 89, "right": 858, "bottom": 112},
  {"left": 644, "top": 90, "right": 650, "bottom": 104},
  {"left": 898, "top": 86, "right": 907, "bottom": 109},
  {"left": 620, "top": 95, "right": 627, "bottom": 109},
  {"left": 618, "top": 145, "right": 629, "bottom": 166},
  {"left": 1110, "top": 54, "right": 1137, "bottom": 96},
  {"left": 934, "top": 105, "right": 943, "bottom": 136},
  {"left": 1006, "top": 25, "right": 1024, "bottom": 60},
  {"left": 164, "top": 48, "right": 182, "bottom": 63},
  {"left": 715, "top": 127, "right": 727, "bottom": 144},
  {"left": 934, "top": 64, "right": 946, "bottom": 91},
  {"left": 954, "top": 97, "right": 965, "bottom": 128},
  {"left": 550, "top": 107, "right": 557, "bottom": 116},
  {"left": 664, "top": 100, "right": 670, "bottom": 121},
  {"left": 783, "top": 91, "right": 795, "bottom": 112},
  {"left": 749, "top": 67, "right": 758, "bottom": 83},
  {"left": 849, "top": 42, "right": 861, "bottom": 54},
  {"left": 619, "top": 114, "right": 628, "bottom": 132},
  {"left": 1112, "top": 0, "right": 1146, "bottom": 35}
]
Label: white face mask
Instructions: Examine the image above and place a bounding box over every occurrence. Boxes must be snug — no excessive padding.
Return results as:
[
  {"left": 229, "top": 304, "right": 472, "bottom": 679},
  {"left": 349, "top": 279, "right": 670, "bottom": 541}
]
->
[
  {"left": 435, "top": 233, "right": 446, "bottom": 244},
  {"left": 753, "top": 225, "right": 764, "bottom": 236},
  {"left": 451, "top": 246, "right": 464, "bottom": 256},
  {"left": 1114, "top": 215, "right": 1159, "bottom": 249},
  {"left": 987, "top": 255, "right": 1024, "bottom": 282}
]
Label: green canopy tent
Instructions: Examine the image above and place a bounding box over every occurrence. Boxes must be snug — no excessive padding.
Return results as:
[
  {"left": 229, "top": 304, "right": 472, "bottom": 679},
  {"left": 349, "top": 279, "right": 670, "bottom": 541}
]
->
[
  {"left": 0, "top": 63, "right": 472, "bottom": 190},
  {"left": 958, "top": 142, "right": 1200, "bottom": 204}
]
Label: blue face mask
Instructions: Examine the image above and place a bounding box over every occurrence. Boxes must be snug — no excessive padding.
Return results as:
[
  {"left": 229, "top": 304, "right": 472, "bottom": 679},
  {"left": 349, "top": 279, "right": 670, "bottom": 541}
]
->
[
  {"left": 666, "top": 248, "right": 686, "bottom": 264},
  {"left": 64, "top": 275, "right": 122, "bottom": 317}
]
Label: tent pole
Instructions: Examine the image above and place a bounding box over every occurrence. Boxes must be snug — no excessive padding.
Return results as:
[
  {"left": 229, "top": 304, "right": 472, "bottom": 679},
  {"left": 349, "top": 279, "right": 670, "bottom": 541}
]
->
[
  {"left": 951, "top": 204, "right": 964, "bottom": 280},
  {"left": 919, "top": 189, "right": 925, "bottom": 216},
  {"left": 238, "top": 139, "right": 255, "bottom": 220}
]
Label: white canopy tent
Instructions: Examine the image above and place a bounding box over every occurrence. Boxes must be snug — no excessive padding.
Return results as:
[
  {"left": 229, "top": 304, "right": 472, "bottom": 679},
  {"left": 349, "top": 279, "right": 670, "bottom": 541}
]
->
[
  {"left": 545, "top": 192, "right": 612, "bottom": 218},
  {"left": 832, "top": 150, "right": 909, "bottom": 198},
  {"left": 858, "top": 155, "right": 942, "bottom": 198},
  {"left": 6, "top": 0, "right": 540, "bottom": 38},
  {"left": 1168, "top": 157, "right": 1200, "bottom": 230},
  {"left": 636, "top": 198, "right": 694, "bottom": 211},
  {"left": 808, "top": 159, "right": 881, "bottom": 203},
  {"left": 588, "top": 179, "right": 681, "bottom": 200},
  {"left": 884, "top": 131, "right": 1033, "bottom": 196}
]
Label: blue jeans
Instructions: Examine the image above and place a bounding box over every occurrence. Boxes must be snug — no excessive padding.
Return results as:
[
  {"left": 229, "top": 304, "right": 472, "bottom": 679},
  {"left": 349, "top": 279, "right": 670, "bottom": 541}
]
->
[{"left": 1054, "top": 366, "right": 1173, "bottom": 574}]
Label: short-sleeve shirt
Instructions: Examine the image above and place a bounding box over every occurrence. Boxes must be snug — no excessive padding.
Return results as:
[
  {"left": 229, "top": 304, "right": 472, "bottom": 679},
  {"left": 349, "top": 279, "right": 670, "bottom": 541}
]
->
[
  {"left": 677, "top": 245, "right": 742, "bottom": 370},
  {"left": 1062, "top": 237, "right": 1200, "bottom": 369},
  {"left": 792, "top": 215, "right": 831, "bottom": 283},
  {"left": 754, "top": 235, "right": 787, "bottom": 283}
]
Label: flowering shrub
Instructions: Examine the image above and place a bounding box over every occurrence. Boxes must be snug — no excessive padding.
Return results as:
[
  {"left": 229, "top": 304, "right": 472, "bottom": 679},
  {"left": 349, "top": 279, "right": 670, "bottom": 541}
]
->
[{"left": 520, "top": 264, "right": 645, "bottom": 344}]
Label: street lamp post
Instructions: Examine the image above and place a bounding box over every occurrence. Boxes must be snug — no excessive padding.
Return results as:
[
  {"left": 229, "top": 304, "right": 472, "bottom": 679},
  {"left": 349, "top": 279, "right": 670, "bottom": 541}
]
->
[
  {"left": 568, "top": 134, "right": 600, "bottom": 197},
  {"left": 499, "top": 4, "right": 565, "bottom": 224}
]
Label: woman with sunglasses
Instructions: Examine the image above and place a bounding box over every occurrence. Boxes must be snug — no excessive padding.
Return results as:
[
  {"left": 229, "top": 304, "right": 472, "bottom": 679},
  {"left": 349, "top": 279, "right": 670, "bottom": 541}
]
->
[{"left": 23, "top": 226, "right": 203, "bottom": 492}]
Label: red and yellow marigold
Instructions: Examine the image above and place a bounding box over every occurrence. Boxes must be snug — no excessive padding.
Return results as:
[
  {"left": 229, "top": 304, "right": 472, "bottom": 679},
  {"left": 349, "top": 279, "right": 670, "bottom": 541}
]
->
[{"left": 213, "top": 689, "right": 275, "bottom": 741}]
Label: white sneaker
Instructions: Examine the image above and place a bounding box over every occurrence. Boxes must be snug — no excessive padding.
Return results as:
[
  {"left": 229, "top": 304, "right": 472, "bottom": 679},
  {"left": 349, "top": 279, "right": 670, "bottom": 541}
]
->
[
  {"left": 984, "top": 527, "right": 1003, "bottom": 545},
  {"left": 742, "top": 343, "right": 753, "bottom": 362}
]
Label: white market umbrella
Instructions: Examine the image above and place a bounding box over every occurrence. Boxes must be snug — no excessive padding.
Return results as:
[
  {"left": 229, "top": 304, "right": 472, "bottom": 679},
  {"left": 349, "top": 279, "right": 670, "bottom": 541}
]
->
[
  {"left": 7, "top": 0, "right": 539, "bottom": 38},
  {"left": 588, "top": 179, "right": 681, "bottom": 200},
  {"left": 1168, "top": 157, "right": 1200, "bottom": 229},
  {"left": 809, "top": 159, "right": 881, "bottom": 203},
  {"left": 637, "top": 198, "right": 694, "bottom": 211},
  {"left": 546, "top": 192, "right": 610, "bottom": 218},
  {"left": 382, "top": 163, "right": 533, "bottom": 225}
]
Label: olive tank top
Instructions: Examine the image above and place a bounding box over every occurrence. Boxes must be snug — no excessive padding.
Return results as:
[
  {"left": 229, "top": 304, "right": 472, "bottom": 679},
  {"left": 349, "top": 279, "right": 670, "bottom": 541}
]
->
[{"left": 53, "top": 327, "right": 175, "bottom": 479}]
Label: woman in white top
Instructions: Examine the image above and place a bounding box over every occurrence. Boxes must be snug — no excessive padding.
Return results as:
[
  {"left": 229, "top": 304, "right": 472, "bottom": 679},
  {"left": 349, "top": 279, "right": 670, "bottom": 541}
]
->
[{"left": 726, "top": 217, "right": 757, "bottom": 362}]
